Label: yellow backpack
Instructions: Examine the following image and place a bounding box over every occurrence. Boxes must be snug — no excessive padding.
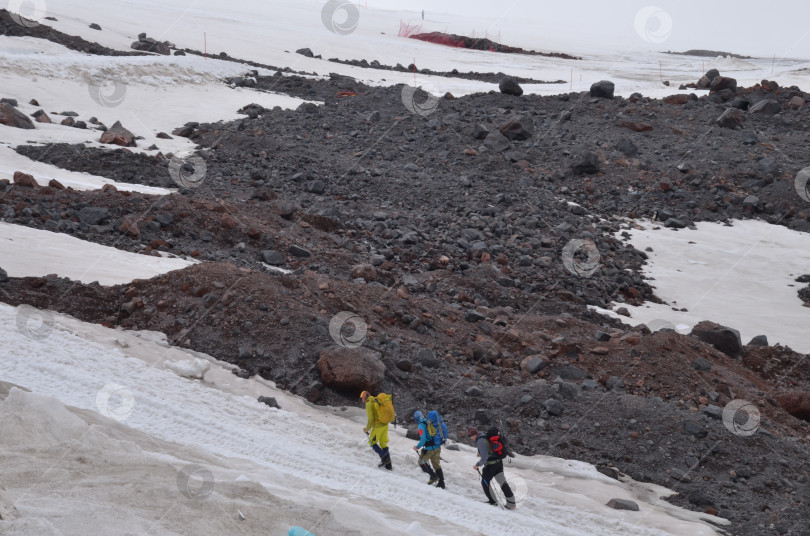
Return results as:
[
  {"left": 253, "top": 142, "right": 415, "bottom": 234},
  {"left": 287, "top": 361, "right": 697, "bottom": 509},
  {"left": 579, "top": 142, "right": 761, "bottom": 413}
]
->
[{"left": 374, "top": 393, "right": 396, "bottom": 425}]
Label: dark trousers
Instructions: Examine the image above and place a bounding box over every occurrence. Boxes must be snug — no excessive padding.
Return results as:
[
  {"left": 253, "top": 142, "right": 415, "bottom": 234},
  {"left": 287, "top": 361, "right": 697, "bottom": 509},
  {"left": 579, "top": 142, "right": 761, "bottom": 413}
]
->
[{"left": 481, "top": 461, "right": 514, "bottom": 504}]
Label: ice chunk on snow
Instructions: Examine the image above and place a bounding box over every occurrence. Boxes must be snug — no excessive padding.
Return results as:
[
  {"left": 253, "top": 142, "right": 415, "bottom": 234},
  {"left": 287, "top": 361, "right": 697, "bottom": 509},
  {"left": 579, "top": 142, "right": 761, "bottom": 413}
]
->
[{"left": 165, "top": 357, "right": 210, "bottom": 379}]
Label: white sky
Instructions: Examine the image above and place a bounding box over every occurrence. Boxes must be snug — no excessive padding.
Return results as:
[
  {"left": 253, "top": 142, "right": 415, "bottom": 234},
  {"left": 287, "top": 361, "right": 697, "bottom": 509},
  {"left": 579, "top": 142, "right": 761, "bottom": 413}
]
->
[{"left": 384, "top": 0, "right": 810, "bottom": 59}]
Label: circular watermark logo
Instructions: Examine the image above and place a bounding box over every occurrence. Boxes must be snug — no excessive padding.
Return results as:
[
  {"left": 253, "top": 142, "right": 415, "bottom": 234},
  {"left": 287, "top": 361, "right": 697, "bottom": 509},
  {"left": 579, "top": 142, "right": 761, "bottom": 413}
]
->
[
  {"left": 722, "top": 399, "right": 760, "bottom": 437},
  {"left": 321, "top": 0, "right": 359, "bottom": 35},
  {"left": 15, "top": 304, "right": 54, "bottom": 340},
  {"left": 88, "top": 77, "right": 127, "bottom": 108},
  {"left": 794, "top": 167, "right": 810, "bottom": 203},
  {"left": 96, "top": 383, "right": 135, "bottom": 422},
  {"left": 401, "top": 83, "right": 440, "bottom": 117},
  {"left": 168, "top": 153, "right": 207, "bottom": 189},
  {"left": 8, "top": 0, "right": 47, "bottom": 28},
  {"left": 561, "top": 239, "right": 600, "bottom": 277},
  {"left": 177, "top": 464, "right": 215, "bottom": 501},
  {"left": 487, "top": 472, "right": 527, "bottom": 510},
  {"left": 328, "top": 311, "right": 367, "bottom": 348},
  {"left": 634, "top": 6, "right": 673, "bottom": 44}
]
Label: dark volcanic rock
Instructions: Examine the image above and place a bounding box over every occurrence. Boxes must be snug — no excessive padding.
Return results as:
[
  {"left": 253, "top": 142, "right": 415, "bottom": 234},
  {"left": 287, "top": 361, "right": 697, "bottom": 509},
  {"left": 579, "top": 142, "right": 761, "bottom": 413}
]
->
[
  {"left": 483, "top": 131, "right": 510, "bottom": 152},
  {"left": 498, "top": 76, "right": 523, "bottom": 96},
  {"left": 697, "top": 69, "right": 720, "bottom": 89},
  {"left": 260, "top": 250, "right": 285, "bottom": 266},
  {"left": 131, "top": 39, "right": 170, "bottom": 55},
  {"left": 748, "top": 99, "right": 781, "bottom": 116},
  {"left": 78, "top": 207, "right": 109, "bottom": 225},
  {"left": 616, "top": 138, "right": 638, "bottom": 157},
  {"left": 691, "top": 321, "right": 742, "bottom": 358},
  {"left": 590, "top": 80, "right": 614, "bottom": 99},
  {"left": 606, "top": 499, "right": 639, "bottom": 511},
  {"left": 748, "top": 335, "right": 768, "bottom": 346},
  {"left": 257, "top": 396, "right": 279, "bottom": 408},
  {"left": 571, "top": 152, "right": 600, "bottom": 175},
  {"left": 544, "top": 398, "right": 563, "bottom": 416},
  {"left": 499, "top": 118, "right": 532, "bottom": 141},
  {"left": 710, "top": 76, "right": 737, "bottom": 93},
  {"left": 716, "top": 108, "right": 744, "bottom": 129}
]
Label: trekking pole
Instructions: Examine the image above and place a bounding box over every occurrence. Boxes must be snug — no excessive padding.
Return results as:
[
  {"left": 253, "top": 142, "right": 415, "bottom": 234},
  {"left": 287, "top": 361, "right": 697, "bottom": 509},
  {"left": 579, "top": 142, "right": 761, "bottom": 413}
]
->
[{"left": 417, "top": 450, "right": 429, "bottom": 467}]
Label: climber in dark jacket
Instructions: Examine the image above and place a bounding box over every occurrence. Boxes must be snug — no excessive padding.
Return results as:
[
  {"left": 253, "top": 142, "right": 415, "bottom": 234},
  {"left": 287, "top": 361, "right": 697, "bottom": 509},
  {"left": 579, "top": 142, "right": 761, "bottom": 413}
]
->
[{"left": 468, "top": 427, "right": 515, "bottom": 508}]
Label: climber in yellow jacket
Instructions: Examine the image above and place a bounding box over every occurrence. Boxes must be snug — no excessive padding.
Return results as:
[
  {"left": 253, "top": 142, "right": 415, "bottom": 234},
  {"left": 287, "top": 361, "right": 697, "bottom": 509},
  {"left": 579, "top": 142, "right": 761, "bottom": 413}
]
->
[{"left": 361, "top": 390, "right": 392, "bottom": 470}]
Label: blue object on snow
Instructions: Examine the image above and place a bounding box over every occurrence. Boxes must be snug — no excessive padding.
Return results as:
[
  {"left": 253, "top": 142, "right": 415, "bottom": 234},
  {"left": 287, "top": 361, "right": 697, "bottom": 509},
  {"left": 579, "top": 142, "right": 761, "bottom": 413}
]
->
[{"left": 289, "top": 527, "right": 316, "bottom": 536}]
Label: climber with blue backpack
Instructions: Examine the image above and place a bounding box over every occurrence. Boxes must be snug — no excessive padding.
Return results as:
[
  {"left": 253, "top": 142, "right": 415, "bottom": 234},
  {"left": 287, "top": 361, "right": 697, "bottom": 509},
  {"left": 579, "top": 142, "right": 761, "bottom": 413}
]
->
[{"left": 412, "top": 410, "right": 448, "bottom": 488}]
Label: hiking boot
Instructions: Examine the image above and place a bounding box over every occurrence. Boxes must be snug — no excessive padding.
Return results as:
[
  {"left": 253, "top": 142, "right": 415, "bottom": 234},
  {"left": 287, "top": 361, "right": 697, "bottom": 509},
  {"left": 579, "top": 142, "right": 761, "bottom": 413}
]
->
[
  {"left": 427, "top": 477, "right": 438, "bottom": 485},
  {"left": 384, "top": 462, "right": 393, "bottom": 471}
]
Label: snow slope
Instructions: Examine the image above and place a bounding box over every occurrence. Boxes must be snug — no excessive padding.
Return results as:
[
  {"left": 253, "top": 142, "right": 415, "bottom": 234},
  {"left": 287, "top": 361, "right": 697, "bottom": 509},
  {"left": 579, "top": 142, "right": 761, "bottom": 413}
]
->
[{"left": 0, "top": 302, "right": 726, "bottom": 536}]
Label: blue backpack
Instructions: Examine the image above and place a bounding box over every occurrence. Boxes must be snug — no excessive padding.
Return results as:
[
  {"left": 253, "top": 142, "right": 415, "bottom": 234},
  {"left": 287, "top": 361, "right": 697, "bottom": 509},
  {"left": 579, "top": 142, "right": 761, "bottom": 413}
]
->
[{"left": 426, "top": 410, "right": 448, "bottom": 446}]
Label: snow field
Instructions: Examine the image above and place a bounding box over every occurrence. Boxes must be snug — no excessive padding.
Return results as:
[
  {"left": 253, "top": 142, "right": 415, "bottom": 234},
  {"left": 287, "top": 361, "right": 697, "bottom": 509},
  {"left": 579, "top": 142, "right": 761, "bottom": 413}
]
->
[{"left": 0, "top": 302, "right": 725, "bottom": 535}]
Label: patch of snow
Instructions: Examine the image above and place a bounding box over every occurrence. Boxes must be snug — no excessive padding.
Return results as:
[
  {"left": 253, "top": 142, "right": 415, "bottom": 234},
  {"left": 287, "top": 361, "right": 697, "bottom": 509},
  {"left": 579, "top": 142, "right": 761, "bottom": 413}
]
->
[
  {"left": 602, "top": 219, "right": 810, "bottom": 352},
  {"left": 0, "top": 222, "right": 196, "bottom": 285}
]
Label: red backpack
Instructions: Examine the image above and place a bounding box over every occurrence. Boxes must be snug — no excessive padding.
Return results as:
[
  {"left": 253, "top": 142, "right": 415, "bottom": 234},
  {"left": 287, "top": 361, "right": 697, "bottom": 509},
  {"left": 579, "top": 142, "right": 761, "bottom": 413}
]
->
[{"left": 486, "top": 426, "right": 508, "bottom": 460}]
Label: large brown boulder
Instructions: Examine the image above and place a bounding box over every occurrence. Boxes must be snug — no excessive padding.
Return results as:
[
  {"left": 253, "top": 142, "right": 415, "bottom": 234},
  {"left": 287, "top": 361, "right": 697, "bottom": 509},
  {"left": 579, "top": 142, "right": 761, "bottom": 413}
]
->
[
  {"left": 0, "top": 103, "right": 35, "bottom": 129},
  {"left": 710, "top": 76, "right": 737, "bottom": 93},
  {"left": 690, "top": 321, "right": 742, "bottom": 358},
  {"left": 12, "top": 171, "right": 38, "bottom": 188},
  {"left": 100, "top": 121, "right": 136, "bottom": 147},
  {"left": 776, "top": 392, "right": 810, "bottom": 421},
  {"left": 317, "top": 345, "right": 385, "bottom": 392},
  {"left": 663, "top": 94, "right": 690, "bottom": 105}
]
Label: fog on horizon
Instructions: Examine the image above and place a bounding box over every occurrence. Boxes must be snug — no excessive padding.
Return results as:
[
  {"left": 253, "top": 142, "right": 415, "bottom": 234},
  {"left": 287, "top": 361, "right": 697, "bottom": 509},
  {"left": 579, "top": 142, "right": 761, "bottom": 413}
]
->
[{"left": 384, "top": 0, "right": 810, "bottom": 59}]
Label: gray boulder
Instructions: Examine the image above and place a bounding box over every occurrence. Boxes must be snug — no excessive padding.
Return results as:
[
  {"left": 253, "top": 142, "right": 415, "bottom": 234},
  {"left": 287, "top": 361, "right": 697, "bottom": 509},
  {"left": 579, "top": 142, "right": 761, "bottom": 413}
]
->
[
  {"left": 749, "top": 99, "right": 781, "bottom": 116},
  {"left": 691, "top": 321, "right": 743, "bottom": 358},
  {"left": 607, "top": 499, "right": 639, "bottom": 511},
  {"left": 590, "top": 80, "right": 615, "bottom": 99},
  {"left": 499, "top": 76, "right": 523, "bottom": 96}
]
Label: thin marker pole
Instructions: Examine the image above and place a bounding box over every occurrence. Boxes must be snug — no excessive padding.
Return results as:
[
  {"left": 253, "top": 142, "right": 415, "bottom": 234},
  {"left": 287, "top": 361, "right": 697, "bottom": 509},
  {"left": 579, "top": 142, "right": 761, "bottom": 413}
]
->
[{"left": 204, "top": 32, "right": 207, "bottom": 59}]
